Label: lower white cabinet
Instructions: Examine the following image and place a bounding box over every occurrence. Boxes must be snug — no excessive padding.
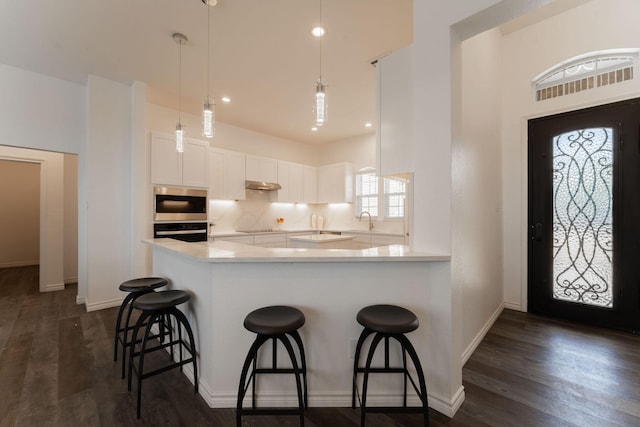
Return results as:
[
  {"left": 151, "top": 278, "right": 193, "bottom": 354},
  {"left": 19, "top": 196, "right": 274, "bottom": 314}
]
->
[
  {"left": 214, "top": 235, "right": 254, "bottom": 244},
  {"left": 372, "top": 234, "right": 405, "bottom": 246},
  {"left": 341, "top": 232, "right": 405, "bottom": 249}
]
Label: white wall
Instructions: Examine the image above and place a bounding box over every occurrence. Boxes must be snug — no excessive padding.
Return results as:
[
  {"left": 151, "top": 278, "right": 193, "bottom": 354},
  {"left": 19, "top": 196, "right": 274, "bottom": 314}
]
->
[
  {"left": 84, "top": 75, "right": 135, "bottom": 310},
  {"left": 318, "top": 133, "right": 376, "bottom": 171},
  {"left": 0, "top": 63, "right": 85, "bottom": 154},
  {"left": 456, "top": 27, "right": 504, "bottom": 363},
  {"left": 411, "top": 0, "right": 556, "bottom": 414},
  {"left": 146, "top": 103, "right": 321, "bottom": 165},
  {"left": 500, "top": 0, "right": 640, "bottom": 311},
  {"left": 0, "top": 62, "right": 85, "bottom": 295},
  {"left": 0, "top": 159, "right": 39, "bottom": 267}
]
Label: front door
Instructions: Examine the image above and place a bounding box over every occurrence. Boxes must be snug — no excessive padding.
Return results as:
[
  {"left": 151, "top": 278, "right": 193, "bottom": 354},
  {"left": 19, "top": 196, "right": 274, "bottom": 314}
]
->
[{"left": 528, "top": 98, "right": 640, "bottom": 332}]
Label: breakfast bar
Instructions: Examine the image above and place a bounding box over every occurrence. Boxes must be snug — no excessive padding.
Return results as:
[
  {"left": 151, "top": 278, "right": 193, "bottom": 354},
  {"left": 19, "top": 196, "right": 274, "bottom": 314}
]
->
[{"left": 143, "top": 238, "right": 451, "bottom": 412}]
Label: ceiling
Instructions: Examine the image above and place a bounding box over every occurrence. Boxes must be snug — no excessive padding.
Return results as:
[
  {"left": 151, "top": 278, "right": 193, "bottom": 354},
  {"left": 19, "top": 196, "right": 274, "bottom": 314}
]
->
[{"left": 0, "top": 0, "right": 413, "bottom": 144}]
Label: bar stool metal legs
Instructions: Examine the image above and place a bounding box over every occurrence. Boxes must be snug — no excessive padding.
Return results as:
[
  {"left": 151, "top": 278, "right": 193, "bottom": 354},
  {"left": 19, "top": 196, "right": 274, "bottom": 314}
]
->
[
  {"left": 127, "top": 290, "right": 198, "bottom": 419},
  {"left": 113, "top": 277, "right": 167, "bottom": 379},
  {"left": 236, "top": 305, "right": 307, "bottom": 427},
  {"left": 352, "top": 304, "right": 430, "bottom": 427}
]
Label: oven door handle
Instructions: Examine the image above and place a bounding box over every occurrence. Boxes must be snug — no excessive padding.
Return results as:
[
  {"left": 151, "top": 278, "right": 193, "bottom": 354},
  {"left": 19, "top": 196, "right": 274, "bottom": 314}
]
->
[{"left": 156, "top": 230, "right": 207, "bottom": 236}]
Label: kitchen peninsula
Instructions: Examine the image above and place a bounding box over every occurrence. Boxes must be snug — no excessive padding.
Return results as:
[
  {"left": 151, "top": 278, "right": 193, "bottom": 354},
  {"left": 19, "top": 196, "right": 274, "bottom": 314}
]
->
[{"left": 143, "top": 237, "right": 451, "bottom": 412}]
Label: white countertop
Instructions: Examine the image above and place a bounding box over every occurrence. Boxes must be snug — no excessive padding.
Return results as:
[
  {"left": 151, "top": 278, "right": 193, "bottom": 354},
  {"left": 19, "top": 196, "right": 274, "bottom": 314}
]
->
[
  {"left": 287, "top": 234, "right": 354, "bottom": 243},
  {"left": 144, "top": 238, "right": 449, "bottom": 263},
  {"left": 209, "top": 228, "right": 405, "bottom": 238}
]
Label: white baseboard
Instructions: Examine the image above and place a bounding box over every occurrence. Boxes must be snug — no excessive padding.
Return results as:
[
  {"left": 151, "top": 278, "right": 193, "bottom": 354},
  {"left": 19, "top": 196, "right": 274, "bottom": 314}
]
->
[
  {"left": 45, "top": 282, "right": 65, "bottom": 292},
  {"left": 461, "top": 303, "right": 504, "bottom": 365},
  {"left": 64, "top": 276, "right": 78, "bottom": 285},
  {"left": 428, "top": 386, "right": 465, "bottom": 418},
  {"left": 85, "top": 297, "right": 123, "bottom": 312},
  {"left": 76, "top": 295, "right": 86, "bottom": 305},
  {"left": 0, "top": 260, "right": 38, "bottom": 268},
  {"left": 503, "top": 301, "right": 522, "bottom": 311}
]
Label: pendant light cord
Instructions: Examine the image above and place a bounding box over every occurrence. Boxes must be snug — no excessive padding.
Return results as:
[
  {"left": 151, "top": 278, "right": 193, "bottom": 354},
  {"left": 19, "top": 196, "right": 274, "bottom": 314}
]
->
[
  {"left": 207, "top": 6, "right": 211, "bottom": 101},
  {"left": 319, "top": 0, "right": 323, "bottom": 82},
  {"left": 178, "top": 38, "right": 182, "bottom": 123}
]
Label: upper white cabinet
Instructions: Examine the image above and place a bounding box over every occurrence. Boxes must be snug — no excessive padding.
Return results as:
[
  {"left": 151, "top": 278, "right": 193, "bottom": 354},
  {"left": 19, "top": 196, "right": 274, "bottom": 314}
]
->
[
  {"left": 182, "top": 138, "right": 209, "bottom": 187},
  {"left": 271, "top": 161, "right": 304, "bottom": 203},
  {"left": 150, "top": 133, "right": 208, "bottom": 188},
  {"left": 246, "top": 155, "right": 278, "bottom": 183},
  {"left": 303, "top": 165, "right": 318, "bottom": 204},
  {"left": 208, "top": 147, "right": 246, "bottom": 200},
  {"left": 317, "top": 162, "right": 353, "bottom": 203},
  {"left": 377, "top": 45, "right": 413, "bottom": 176}
]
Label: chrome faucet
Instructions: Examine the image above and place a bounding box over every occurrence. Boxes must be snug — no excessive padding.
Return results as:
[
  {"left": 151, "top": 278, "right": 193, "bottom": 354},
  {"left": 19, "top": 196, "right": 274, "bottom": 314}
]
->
[{"left": 359, "top": 211, "right": 374, "bottom": 231}]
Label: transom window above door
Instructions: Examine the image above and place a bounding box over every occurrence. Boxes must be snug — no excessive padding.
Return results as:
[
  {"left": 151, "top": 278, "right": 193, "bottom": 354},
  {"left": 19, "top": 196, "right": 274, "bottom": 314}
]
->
[{"left": 533, "top": 49, "right": 639, "bottom": 101}]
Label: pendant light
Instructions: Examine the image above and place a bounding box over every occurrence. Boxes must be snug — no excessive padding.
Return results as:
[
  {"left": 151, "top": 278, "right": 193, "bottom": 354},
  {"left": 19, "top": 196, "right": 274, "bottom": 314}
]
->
[
  {"left": 313, "top": 0, "right": 327, "bottom": 127},
  {"left": 173, "top": 32, "right": 188, "bottom": 152},
  {"left": 202, "top": 0, "right": 216, "bottom": 138}
]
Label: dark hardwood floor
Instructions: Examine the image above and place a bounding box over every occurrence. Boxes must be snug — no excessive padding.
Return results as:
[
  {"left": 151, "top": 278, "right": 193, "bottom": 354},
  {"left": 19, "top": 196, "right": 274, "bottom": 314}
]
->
[{"left": 1, "top": 265, "right": 639, "bottom": 426}]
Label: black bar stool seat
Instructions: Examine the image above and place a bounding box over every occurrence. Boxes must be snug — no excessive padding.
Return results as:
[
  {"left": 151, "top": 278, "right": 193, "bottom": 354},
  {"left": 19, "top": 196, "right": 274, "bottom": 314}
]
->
[
  {"left": 236, "top": 305, "right": 307, "bottom": 427},
  {"left": 352, "top": 304, "right": 430, "bottom": 427},
  {"left": 128, "top": 289, "right": 198, "bottom": 419},
  {"left": 114, "top": 277, "right": 167, "bottom": 378}
]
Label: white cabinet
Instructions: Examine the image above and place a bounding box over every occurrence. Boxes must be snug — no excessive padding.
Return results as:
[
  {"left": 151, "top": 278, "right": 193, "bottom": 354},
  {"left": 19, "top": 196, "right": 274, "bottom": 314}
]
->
[
  {"left": 303, "top": 165, "right": 318, "bottom": 204},
  {"left": 347, "top": 232, "right": 372, "bottom": 249},
  {"left": 377, "top": 45, "right": 413, "bottom": 176},
  {"left": 372, "top": 234, "right": 405, "bottom": 246},
  {"left": 317, "top": 162, "right": 354, "bottom": 203},
  {"left": 215, "top": 235, "right": 254, "bottom": 245},
  {"left": 271, "top": 161, "right": 304, "bottom": 203},
  {"left": 151, "top": 133, "right": 208, "bottom": 188},
  {"left": 182, "top": 139, "right": 209, "bottom": 187},
  {"left": 208, "top": 148, "right": 246, "bottom": 200},
  {"left": 246, "top": 155, "right": 278, "bottom": 183}
]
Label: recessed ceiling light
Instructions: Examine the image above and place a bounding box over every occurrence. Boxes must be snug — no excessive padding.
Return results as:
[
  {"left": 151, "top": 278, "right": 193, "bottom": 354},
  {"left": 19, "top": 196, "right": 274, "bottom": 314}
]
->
[
  {"left": 221, "top": 96, "right": 231, "bottom": 103},
  {"left": 311, "top": 127, "right": 318, "bottom": 132},
  {"left": 311, "top": 26, "right": 326, "bottom": 38},
  {"left": 364, "top": 122, "right": 373, "bottom": 127}
]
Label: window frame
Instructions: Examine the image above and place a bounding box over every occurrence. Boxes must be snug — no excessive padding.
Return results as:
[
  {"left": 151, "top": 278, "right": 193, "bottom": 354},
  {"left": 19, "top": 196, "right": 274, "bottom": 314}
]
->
[{"left": 354, "top": 171, "right": 406, "bottom": 220}]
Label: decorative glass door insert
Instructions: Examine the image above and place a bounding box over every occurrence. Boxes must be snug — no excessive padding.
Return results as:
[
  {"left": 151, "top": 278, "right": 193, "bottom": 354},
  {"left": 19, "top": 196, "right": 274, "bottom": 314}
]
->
[{"left": 552, "top": 128, "right": 613, "bottom": 308}]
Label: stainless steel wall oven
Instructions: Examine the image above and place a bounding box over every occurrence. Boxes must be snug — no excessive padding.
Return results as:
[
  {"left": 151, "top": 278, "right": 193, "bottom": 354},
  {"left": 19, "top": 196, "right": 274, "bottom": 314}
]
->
[
  {"left": 154, "top": 186, "right": 207, "bottom": 221},
  {"left": 153, "top": 222, "right": 208, "bottom": 242},
  {"left": 153, "top": 186, "right": 208, "bottom": 242}
]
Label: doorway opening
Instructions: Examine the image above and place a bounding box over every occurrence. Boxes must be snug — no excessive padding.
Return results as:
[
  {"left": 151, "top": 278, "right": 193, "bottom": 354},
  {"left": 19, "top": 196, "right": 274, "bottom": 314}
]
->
[{"left": 0, "top": 147, "right": 78, "bottom": 293}]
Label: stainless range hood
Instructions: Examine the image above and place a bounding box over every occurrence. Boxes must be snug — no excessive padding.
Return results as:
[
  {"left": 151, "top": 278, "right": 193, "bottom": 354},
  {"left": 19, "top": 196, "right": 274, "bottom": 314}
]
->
[{"left": 245, "top": 180, "right": 282, "bottom": 191}]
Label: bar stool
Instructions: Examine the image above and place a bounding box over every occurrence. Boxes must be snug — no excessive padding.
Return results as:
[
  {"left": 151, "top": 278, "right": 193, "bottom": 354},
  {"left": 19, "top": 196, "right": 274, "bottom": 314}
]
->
[
  {"left": 113, "top": 277, "right": 167, "bottom": 379},
  {"left": 352, "top": 304, "right": 429, "bottom": 427},
  {"left": 236, "top": 305, "right": 307, "bottom": 427},
  {"left": 127, "top": 289, "right": 198, "bottom": 419}
]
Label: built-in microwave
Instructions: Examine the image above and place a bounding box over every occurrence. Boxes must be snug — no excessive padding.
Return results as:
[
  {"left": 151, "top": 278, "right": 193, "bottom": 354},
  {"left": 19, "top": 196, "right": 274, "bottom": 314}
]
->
[{"left": 153, "top": 186, "right": 207, "bottom": 221}]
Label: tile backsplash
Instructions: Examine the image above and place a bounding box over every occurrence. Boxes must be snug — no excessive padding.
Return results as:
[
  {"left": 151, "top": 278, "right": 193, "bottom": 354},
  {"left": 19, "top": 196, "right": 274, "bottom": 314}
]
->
[{"left": 208, "top": 190, "right": 404, "bottom": 235}]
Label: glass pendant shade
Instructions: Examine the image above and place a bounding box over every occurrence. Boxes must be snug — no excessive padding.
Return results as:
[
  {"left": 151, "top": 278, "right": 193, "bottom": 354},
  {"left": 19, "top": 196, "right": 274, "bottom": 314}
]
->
[
  {"left": 176, "top": 123, "right": 184, "bottom": 153},
  {"left": 203, "top": 101, "right": 215, "bottom": 138},
  {"left": 315, "top": 82, "right": 327, "bottom": 126}
]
